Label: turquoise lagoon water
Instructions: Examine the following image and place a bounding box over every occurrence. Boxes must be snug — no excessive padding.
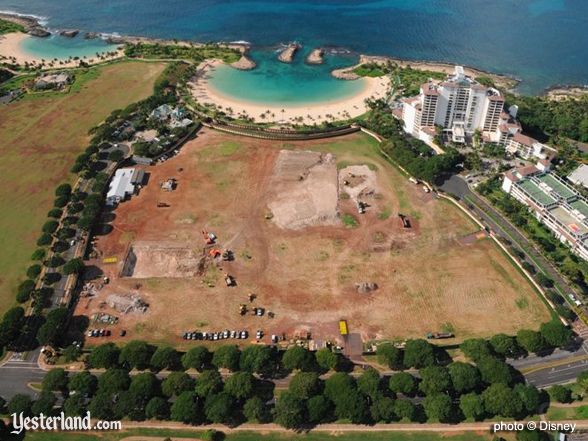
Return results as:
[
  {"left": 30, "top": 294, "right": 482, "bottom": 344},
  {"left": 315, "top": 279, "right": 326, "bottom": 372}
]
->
[
  {"left": 1, "top": 0, "right": 587, "bottom": 94},
  {"left": 20, "top": 34, "right": 117, "bottom": 61},
  {"left": 207, "top": 49, "right": 365, "bottom": 105}
]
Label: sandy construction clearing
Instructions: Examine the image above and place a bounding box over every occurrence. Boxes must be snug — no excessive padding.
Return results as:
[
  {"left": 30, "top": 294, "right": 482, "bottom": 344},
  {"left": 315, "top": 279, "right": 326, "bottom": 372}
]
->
[
  {"left": 268, "top": 150, "right": 339, "bottom": 230},
  {"left": 121, "top": 241, "right": 204, "bottom": 278},
  {"left": 78, "top": 130, "right": 550, "bottom": 347}
]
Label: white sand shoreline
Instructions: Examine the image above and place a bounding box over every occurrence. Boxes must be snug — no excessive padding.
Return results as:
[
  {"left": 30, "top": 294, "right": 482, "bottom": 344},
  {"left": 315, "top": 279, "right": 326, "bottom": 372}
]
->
[
  {"left": 190, "top": 60, "right": 390, "bottom": 124},
  {"left": 0, "top": 32, "right": 123, "bottom": 68}
]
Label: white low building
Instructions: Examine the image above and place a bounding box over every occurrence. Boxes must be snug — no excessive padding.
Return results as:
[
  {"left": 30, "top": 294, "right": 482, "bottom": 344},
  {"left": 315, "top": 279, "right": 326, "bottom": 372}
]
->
[
  {"left": 106, "top": 168, "right": 145, "bottom": 206},
  {"left": 502, "top": 165, "right": 588, "bottom": 261},
  {"left": 568, "top": 164, "right": 588, "bottom": 189}
]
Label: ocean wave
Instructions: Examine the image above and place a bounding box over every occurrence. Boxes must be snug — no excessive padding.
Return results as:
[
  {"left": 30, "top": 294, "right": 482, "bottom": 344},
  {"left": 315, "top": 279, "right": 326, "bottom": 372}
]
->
[
  {"left": 230, "top": 40, "right": 251, "bottom": 45},
  {"left": 0, "top": 9, "right": 49, "bottom": 26}
]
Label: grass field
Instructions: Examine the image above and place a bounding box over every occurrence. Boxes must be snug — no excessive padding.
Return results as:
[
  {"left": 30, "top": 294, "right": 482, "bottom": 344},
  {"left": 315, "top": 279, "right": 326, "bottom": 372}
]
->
[
  {"left": 21, "top": 428, "right": 501, "bottom": 441},
  {"left": 0, "top": 60, "right": 166, "bottom": 315},
  {"left": 81, "top": 131, "right": 550, "bottom": 347}
]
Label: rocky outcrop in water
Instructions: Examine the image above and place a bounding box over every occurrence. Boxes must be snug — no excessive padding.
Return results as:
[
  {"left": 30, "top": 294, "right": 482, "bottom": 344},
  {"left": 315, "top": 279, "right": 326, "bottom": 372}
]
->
[
  {"left": 278, "top": 43, "right": 301, "bottom": 63},
  {"left": 306, "top": 48, "right": 324, "bottom": 64},
  {"left": 28, "top": 28, "right": 51, "bottom": 38},
  {"left": 0, "top": 13, "right": 51, "bottom": 37},
  {"left": 105, "top": 36, "right": 126, "bottom": 45},
  {"left": 60, "top": 29, "right": 80, "bottom": 38}
]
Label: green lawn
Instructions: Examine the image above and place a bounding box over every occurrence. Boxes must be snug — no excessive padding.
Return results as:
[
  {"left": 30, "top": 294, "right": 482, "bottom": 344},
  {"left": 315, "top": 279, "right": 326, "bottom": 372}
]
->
[
  {"left": 21, "top": 428, "right": 498, "bottom": 441},
  {"left": 0, "top": 60, "right": 166, "bottom": 315}
]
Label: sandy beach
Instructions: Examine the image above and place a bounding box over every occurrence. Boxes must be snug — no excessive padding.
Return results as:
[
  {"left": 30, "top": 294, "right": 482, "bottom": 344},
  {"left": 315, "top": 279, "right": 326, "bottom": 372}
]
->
[
  {"left": 190, "top": 60, "right": 390, "bottom": 124},
  {"left": 0, "top": 32, "right": 123, "bottom": 68}
]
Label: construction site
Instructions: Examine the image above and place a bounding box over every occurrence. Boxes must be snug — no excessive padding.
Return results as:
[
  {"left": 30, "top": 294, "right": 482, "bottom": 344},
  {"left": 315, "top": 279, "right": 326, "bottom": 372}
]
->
[{"left": 76, "top": 130, "right": 551, "bottom": 349}]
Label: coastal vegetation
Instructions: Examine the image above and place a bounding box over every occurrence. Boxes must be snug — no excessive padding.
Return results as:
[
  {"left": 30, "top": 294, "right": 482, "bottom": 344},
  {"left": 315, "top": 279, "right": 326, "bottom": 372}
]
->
[
  {"left": 352, "top": 62, "right": 446, "bottom": 97},
  {"left": 0, "top": 18, "right": 25, "bottom": 35},
  {"left": 124, "top": 42, "right": 241, "bottom": 64},
  {"left": 0, "top": 60, "right": 165, "bottom": 315},
  {"left": 353, "top": 62, "right": 386, "bottom": 78},
  {"left": 506, "top": 93, "right": 588, "bottom": 143}
]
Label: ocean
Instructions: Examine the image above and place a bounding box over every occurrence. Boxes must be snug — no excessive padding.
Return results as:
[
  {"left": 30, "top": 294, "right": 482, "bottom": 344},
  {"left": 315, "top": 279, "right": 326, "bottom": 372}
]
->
[{"left": 1, "top": 0, "right": 587, "bottom": 94}]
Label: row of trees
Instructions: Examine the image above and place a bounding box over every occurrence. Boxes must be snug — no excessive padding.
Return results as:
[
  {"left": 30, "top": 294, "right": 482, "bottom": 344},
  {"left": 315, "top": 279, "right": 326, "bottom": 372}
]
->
[
  {"left": 360, "top": 101, "right": 463, "bottom": 185},
  {"left": 3, "top": 62, "right": 198, "bottom": 356},
  {"left": 86, "top": 340, "right": 340, "bottom": 375}
]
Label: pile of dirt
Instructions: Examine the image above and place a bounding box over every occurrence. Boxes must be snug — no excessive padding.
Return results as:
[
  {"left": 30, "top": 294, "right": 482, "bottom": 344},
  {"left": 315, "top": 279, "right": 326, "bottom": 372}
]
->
[
  {"left": 339, "top": 165, "right": 379, "bottom": 205},
  {"left": 355, "top": 282, "right": 378, "bottom": 293},
  {"left": 122, "top": 241, "right": 202, "bottom": 278},
  {"left": 106, "top": 293, "right": 149, "bottom": 314},
  {"left": 268, "top": 150, "right": 339, "bottom": 230}
]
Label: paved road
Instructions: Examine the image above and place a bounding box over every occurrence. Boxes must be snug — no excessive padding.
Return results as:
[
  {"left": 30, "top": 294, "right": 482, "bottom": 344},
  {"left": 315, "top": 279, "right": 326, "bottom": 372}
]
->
[
  {"left": 526, "top": 358, "right": 588, "bottom": 387},
  {"left": 0, "top": 353, "right": 44, "bottom": 399},
  {"left": 440, "top": 175, "right": 580, "bottom": 301}
]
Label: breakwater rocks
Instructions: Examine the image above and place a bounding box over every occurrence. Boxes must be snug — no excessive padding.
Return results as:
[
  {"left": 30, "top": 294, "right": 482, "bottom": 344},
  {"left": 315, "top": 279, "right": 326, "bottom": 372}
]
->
[
  {"left": 278, "top": 43, "right": 301, "bottom": 63},
  {"left": 0, "top": 12, "right": 50, "bottom": 37},
  {"left": 331, "top": 66, "right": 360, "bottom": 80},
  {"left": 231, "top": 54, "right": 256, "bottom": 70},
  {"left": 60, "top": 29, "right": 80, "bottom": 38},
  {"left": 306, "top": 48, "right": 324, "bottom": 64}
]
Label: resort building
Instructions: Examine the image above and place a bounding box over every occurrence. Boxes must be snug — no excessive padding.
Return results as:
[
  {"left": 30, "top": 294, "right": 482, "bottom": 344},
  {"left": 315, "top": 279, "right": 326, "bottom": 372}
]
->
[
  {"left": 502, "top": 165, "right": 588, "bottom": 261},
  {"left": 398, "top": 65, "right": 555, "bottom": 160},
  {"left": 106, "top": 168, "right": 145, "bottom": 206},
  {"left": 150, "top": 104, "right": 193, "bottom": 129},
  {"left": 34, "top": 72, "right": 73, "bottom": 90},
  {"left": 505, "top": 132, "right": 555, "bottom": 161}
]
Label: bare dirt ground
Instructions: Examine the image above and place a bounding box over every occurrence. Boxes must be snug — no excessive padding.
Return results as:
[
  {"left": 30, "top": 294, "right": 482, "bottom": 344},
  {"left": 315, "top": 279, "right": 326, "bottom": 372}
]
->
[
  {"left": 77, "top": 130, "right": 550, "bottom": 347},
  {"left": 268, "top": 150, "right": 339, "bottom": 229}
]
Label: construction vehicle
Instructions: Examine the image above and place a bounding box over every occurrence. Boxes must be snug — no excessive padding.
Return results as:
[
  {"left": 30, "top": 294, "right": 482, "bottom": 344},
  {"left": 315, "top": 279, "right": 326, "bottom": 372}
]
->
[
  {"left": 222, "top": 250, "right": 234, "bottom": 261},
  {"left": 426, "top": 332, "right": 454, "bottom": 339},
  {"left": 399, "top": 214, "right": 411, "bottom": 228},
  {"left": 209, "top": 249, "right": 222, "bottom": 258},
  {"left": 357, "top": 201, "right": 366, "bottom": 214},
  {"left": 248, "top": 293, "right": 257, "bottom": 302},
  {"left": 161, "top": 178, "right": 176, "bottom": 191},
  {"left": 102, "top": 257, "right": 118, "bottom": 264},
  {"left": 239, "top": 304, "right": 247, "bottom": 315},
  {"left": 224, "top": 274, "right": 235, "bottom": 287},
  {"left": 202, "top": 230, "right": 217, "bottom": 245},
  {"left": 339, "top": 320, "right": 348, "bottom": 336}
]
